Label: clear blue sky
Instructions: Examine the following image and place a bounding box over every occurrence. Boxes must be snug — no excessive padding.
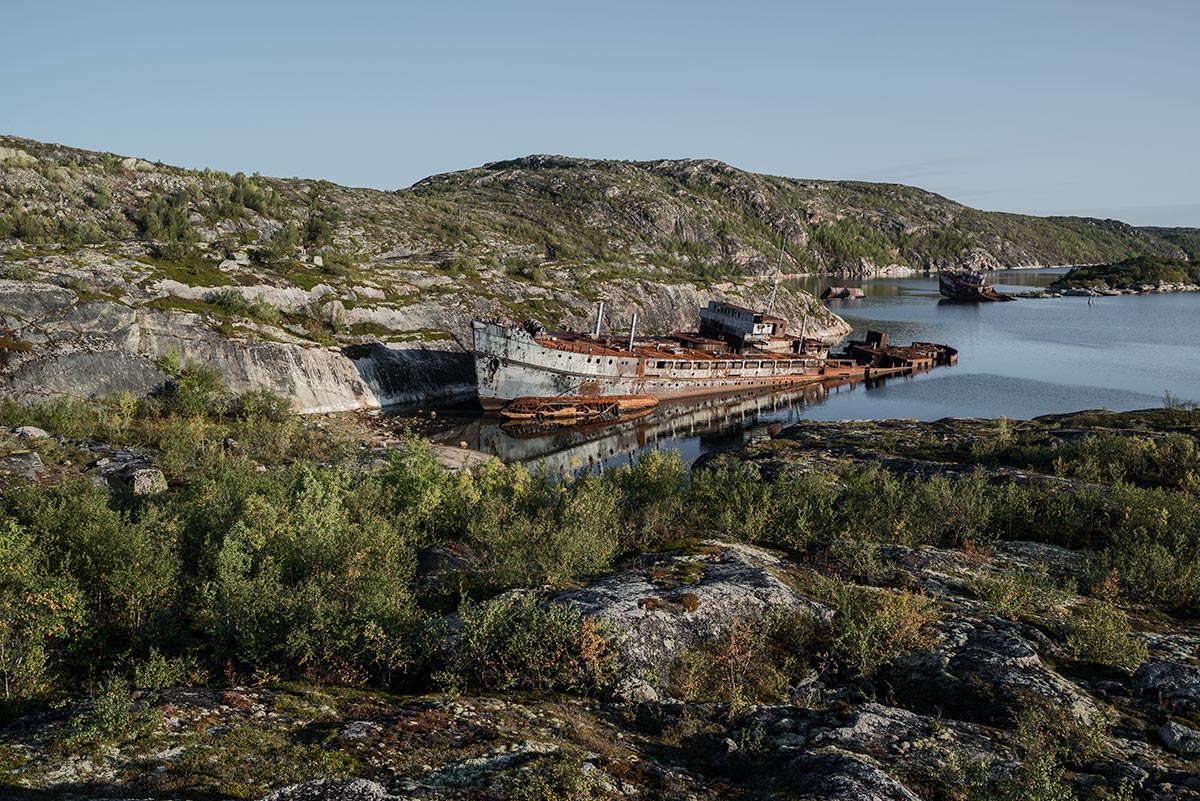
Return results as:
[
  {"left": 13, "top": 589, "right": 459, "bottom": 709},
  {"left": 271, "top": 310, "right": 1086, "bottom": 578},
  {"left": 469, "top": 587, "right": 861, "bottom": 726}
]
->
[{"left": 4, "top": 0, "right": 1197, "bottom": 226}]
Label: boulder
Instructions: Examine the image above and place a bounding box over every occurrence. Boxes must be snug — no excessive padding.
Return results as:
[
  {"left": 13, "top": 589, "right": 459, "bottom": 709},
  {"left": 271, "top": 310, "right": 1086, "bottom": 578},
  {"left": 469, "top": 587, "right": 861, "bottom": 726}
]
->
[
  {"left": 128, "top": 467, "right": 168, "bottom": 495},
  {"left": 1133, "top": 661, "right": 1200, "bottom": 693},
  {"left": 779, "top": 752, "right": 921, "bottom": 801},
  {"left": 886, "top": 621, "right": 1100, "bottom": 725},
  {"left": 88, "top": 450, "right": 167, "bottom": 495},
  {"left": 0, "top": 450, "right": 44, "bottom": 480},
  {"left": 13, "top": 425, "right": 49, "bottom": 439},
  {"left": 551, "top": 542, "right": 832, "bottom": 682},
  {"left": 610, "top": 677, "right": 659, "bottom": 704},
  {"left": 1160, "top": 720, "right": 1200, "bottom": 755}
]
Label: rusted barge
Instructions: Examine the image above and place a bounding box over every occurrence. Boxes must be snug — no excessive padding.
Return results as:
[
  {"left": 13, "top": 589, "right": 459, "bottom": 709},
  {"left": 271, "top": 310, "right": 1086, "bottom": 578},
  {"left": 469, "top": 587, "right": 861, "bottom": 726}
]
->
[{"left": 473, "top": 301, "right": 957, "bottom": 417}]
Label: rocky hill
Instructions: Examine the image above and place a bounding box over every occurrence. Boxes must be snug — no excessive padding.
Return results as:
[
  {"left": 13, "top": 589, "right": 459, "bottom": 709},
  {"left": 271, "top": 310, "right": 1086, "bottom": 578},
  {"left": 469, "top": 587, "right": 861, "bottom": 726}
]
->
[{"left": 0, "top": 135, "right": 1191, "bottom": 410}]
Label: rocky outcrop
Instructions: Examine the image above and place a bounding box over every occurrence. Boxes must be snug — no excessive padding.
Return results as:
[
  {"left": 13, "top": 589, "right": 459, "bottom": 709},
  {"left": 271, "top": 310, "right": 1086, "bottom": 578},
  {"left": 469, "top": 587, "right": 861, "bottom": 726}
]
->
[
  {"left": 260, "top": 779, "right": 411, "bottom": 801},
  {"left": 886, "top": 621, "right": 1102, "bottom": 726},
  {"left": 551, "top": 541, "right": 832, "bottom": 682},
  {"left": 0, "top": 280, "right": 476, "bottom": 413},
  {"left": 0, "top": 260, "right": 842, "bottom": 412}
]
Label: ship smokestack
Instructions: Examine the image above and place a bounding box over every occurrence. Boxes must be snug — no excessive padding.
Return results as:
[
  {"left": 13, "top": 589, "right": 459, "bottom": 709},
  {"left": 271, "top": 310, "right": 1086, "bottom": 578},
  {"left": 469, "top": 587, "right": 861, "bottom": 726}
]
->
[
  {"left": 628, "top": 312, "right": 638, "bottom": 352},
  {"left": 593, "top": 302, "right": 604, "bottom": 338}
]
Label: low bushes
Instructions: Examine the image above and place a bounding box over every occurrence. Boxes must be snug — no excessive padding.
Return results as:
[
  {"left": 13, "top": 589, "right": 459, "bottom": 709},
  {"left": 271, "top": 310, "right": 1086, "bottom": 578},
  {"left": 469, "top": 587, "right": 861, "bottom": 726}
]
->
[
  {"left": 667, "top": 611, "right": 815, "bottom": 707},
  {"left": 438, "top": 594, "right": 617, "bottom": 695},
  {"left": 0, "top": 394, "right": 1196, "bottom": 716}
]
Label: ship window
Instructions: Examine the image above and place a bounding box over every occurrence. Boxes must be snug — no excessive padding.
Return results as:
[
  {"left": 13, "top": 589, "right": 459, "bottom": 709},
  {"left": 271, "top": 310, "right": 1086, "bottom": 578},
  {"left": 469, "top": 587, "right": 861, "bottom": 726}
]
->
[{"left": 656, "top": 361, "right": 666, "bottom": 369}]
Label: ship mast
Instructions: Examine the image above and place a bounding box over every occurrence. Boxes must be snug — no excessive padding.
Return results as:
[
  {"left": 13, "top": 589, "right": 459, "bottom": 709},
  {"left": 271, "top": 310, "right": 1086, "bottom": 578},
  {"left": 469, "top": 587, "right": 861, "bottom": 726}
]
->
[{"left": 766, "top": 231, "right": 786, "bottom": 317}]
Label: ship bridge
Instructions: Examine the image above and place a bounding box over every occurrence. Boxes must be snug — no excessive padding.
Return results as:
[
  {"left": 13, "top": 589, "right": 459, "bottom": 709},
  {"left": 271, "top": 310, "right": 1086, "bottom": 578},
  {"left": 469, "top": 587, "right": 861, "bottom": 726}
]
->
[{"left": 698, "top": 301, "right": 788, "bottom": 345}]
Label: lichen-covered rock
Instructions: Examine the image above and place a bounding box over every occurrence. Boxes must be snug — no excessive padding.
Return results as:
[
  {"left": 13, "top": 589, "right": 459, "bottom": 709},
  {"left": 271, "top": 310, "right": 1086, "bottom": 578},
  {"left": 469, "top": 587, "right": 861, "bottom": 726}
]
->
[
  {"left": 552, "top": 541, "right": 832, "bottom": 682},
  {"left": 779, "top": 751, "right": 921, "bottom": 800},
  {"left": 13, "top": 425, "right": 49, "bottom": 438},
  {"left": 0, "top": 449, "right": 44, "bottom": 479},
  {"left": 89, "top": 449, "right": 165, "bottom": 494},
  {"left": 886, "top": 621, "right": 1101, "bottom": 725},
  {"left": 258, "top": 779, "right": 409, "bottom": 801},
  {"left": 1134, "top": 660, "right": 1200, "bottom": 693},
  {"left": 1160, "top": 720, "right": 1200, "bottom": 755}
]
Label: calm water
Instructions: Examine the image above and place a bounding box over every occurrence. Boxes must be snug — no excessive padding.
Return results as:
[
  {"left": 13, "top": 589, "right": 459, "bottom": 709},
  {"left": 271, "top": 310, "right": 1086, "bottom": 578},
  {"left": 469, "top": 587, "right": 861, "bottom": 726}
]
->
[{"left": 432, "top": 269, "right": 1200, "bottom": 468}]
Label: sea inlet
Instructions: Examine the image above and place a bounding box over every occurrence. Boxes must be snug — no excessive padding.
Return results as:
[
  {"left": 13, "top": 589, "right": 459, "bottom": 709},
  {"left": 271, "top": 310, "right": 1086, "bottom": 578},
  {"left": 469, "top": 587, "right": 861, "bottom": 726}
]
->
[{"left": 425, "top": 269, "right": 1200, "bottom": 471}]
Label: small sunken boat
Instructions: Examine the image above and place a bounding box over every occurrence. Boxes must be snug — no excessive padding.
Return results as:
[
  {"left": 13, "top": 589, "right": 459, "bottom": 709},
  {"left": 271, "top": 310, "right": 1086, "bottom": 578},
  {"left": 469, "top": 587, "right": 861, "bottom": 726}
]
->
[{"left": 938, "top": 270, "right": 1015, "bottom": 302}]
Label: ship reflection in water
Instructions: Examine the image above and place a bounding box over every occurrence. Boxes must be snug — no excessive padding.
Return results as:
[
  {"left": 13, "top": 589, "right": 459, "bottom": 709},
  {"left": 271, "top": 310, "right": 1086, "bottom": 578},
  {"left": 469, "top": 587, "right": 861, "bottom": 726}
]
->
[{"left": 432, "top": 370, "right": 930, "bottom": 473}]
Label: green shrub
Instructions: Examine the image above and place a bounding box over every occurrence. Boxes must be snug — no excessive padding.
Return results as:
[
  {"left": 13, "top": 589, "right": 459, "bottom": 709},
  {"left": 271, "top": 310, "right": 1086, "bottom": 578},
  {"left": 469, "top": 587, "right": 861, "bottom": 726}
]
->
[
  {"left": 465, "top": 466, "right": 620, "bottom": 589},
  {"left": 254, "top": 224, "right": 300, "bottom": 268},
  {"left": 0, "top": 516, "right": 83, "bottom": 708},
  {"left": 163, "top": 364, "right": 234, "bottom": 417},
  {"left": 155, "top": 345, "right": 184, "bottom": 377},
  {"left": 967, "top": 567, "right": 1071, "bottom": 620},
  {"left": 686, "top": 461, "right": 773, "bottom": 541},
  {"left": 492, "top": 748, "right": 599, "bottom": 801},
  {"left": 998, "top": 700, "right": 1106, "bottom": 801},
  {"left": 439, "top": 594, "right": 617, "bottom": 695},
  {"left": 133, "top": 648, "right": 208, "bottom": 690},
  {"left": 67, "top": 674, "right": 158, "bottom": 746},
  {"left": 208, "top": 466, "right": 420, "bottom": 683},
  {"left": 605, "top": 449, "right": 688, "bottom": 551},
  {"left": 667, "top": 610, "right": 815, "bottom": 707},
  {"left": 825, "top": 582, "right": 941, "bottom": 675},
  {"left": 5, "top": 481, "right": 180, "bottom": 668},
  {"left": 207, "top": 287, "right": 281, "bottom": 324},
  {"left": 1064, "top": 600, "right": 1147, "bottom": 671}
]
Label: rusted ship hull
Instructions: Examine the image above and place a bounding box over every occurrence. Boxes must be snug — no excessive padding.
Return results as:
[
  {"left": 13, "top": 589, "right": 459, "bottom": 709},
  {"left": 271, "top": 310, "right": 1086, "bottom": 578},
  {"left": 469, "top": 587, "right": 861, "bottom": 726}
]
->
[
  {"left": 473, "top": 321, "right": 825, "bottom": 411},
  {"left": 938, "top": 271, "right": 1015, "bottom": 302}
]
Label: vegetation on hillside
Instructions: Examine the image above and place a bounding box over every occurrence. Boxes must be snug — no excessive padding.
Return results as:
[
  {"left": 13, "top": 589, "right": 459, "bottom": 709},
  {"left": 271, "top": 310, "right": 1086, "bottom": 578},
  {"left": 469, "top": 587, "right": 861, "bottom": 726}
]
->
[{"left": 0, "top": 135, "right": 1192, "bottom": 290}]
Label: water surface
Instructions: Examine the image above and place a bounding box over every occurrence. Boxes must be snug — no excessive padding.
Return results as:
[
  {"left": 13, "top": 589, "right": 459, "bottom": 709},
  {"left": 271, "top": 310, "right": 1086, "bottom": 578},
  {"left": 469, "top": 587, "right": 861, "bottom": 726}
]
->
[{"left": 430, "top": 269, "right": 1200, "bottom": 468}]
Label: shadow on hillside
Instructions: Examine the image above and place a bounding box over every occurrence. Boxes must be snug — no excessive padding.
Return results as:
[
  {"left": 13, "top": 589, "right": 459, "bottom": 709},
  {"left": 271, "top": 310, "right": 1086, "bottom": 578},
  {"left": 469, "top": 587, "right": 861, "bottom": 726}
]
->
[{"left": 343, "top": 342, "right": 475, "bottom": 407}]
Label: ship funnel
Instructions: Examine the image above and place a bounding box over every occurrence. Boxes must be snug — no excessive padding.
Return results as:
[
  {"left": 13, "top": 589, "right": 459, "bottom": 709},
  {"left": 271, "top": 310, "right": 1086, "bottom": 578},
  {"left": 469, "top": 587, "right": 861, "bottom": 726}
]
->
[
  {"left": 593, "top": 301, "right": 604, "bottom": 338},
  {"left": 628, "top": 312, "right": 638, "bottom": 352}
]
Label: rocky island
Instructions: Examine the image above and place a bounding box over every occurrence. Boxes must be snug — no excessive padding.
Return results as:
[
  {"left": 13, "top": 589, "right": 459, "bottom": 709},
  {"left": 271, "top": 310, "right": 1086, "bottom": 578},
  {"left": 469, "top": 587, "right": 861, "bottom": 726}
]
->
[{"left": 1052, "top": 256, "right": 1200, "bottom": 295}]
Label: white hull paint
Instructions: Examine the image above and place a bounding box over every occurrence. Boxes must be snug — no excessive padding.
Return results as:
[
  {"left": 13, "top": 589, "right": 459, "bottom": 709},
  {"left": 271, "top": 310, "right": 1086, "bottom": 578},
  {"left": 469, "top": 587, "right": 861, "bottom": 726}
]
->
[{"left": 472, "top": 321, "right": 822, "bottom": 410}]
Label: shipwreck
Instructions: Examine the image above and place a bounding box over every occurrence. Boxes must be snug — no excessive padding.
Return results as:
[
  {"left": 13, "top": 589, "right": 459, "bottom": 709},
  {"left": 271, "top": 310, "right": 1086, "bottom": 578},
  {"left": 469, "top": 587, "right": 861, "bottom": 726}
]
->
[
  {"left": 472, "top": 301, "right": 957, "bottom": 419},
  {"left": 938, "top": 270, "right": 1015, "bottom": 302}
]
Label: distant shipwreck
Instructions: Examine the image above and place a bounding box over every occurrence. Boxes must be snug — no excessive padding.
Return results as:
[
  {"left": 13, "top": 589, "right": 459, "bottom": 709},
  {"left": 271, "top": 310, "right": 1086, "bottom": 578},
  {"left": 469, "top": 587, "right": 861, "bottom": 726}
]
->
[{"left": 938, "top": 270, "right": 1016, "bottom": 302}]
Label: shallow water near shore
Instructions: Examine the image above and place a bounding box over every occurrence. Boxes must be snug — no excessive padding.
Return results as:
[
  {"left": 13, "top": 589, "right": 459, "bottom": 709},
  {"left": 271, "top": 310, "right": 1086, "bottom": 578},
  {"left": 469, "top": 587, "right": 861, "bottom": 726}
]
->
[{"left": 428, "top": 268, "right": 1200, "bottom": 468}]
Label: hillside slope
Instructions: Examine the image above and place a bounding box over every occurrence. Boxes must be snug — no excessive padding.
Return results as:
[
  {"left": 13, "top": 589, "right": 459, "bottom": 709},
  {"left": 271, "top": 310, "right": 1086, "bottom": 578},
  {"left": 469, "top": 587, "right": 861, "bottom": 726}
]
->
[{"left": 0, "top": 135, "right": 1189, "bottom": 410}]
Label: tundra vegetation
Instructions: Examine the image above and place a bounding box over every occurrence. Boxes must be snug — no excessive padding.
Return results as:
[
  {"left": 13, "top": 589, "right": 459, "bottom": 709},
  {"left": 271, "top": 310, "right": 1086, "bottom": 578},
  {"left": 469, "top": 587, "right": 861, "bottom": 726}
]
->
[
  {"left": 1, "top": 134, "right": 1196, "bottom": 353},
  {"left": 1053, "top": 255, "right": 1200, "bottom": 290},
  {"left": 0, "top": 377, "right": 1197, "bottom": 799}
]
